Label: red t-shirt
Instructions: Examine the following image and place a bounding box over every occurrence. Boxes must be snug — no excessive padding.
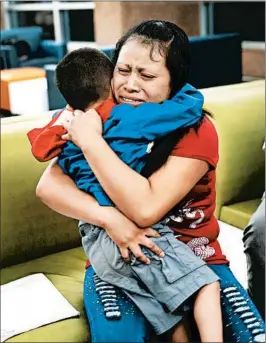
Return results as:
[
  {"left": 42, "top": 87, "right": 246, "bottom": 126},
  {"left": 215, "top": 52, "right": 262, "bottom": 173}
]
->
[
  {"left": 168, "top": 117, "right": 228, "bottom": 265},
  {"left": 85, "top": 117, "right": 228, "bottom": 269}
]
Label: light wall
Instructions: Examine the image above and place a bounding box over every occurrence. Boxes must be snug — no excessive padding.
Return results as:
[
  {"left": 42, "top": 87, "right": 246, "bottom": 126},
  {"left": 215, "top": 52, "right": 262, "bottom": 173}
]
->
[{"left": 242, "top": 43, "right": 265, "bottom": 78}]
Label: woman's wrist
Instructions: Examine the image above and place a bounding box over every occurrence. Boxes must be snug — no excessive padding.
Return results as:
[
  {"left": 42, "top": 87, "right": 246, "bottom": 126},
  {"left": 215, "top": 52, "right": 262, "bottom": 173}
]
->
[
  {"left": 79, "top": 132, "right": 103, "bottom": 154},
  {"left": 96, "top": 206, "right": 122, "bottom": 231}
]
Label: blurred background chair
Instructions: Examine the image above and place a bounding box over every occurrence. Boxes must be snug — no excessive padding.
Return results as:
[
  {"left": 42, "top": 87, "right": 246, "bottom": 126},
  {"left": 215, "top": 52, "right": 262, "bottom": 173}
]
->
[
  {"left": 188, "top": 33, "right": 242, "bottom": 89},
  {"left": 0, "top": 26, "right": 67, "bottom": 69}
]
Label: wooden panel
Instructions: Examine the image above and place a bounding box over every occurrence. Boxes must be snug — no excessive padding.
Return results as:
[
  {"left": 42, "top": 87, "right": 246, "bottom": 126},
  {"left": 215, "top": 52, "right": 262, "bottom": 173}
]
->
[
  {"left": 121, "top": 2, "right": 200, "bottom": 37},
  {"left": 94, "top": 2, "right": 200, "bottom": 45},
  {"left": 1, "top": 81, "right": 10, "bottom": 111},
  {"left": 242, "top": 48, "right": 265, "bottom": 78},
  {"left": 0, "top": 2, "right": 5, "bottom": 30}
]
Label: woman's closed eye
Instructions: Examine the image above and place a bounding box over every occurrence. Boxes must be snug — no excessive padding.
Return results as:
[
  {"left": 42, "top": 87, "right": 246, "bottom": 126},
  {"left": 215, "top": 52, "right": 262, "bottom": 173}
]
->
[
  {"left": 141, "top": 73, "right": 155, "bottom": 80},
  {"left": 118, "top": 68, "right": 130, "bottom": 74}
]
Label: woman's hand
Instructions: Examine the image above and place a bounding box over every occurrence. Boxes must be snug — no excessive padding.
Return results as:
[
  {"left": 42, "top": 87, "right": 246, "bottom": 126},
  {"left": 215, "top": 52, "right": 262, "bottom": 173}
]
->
[
  {"left": 103, "top": 208, "right": 165, "bottom": 264},
  {"left": 62, "top": 109, "right": 103, "bottom": 149}
]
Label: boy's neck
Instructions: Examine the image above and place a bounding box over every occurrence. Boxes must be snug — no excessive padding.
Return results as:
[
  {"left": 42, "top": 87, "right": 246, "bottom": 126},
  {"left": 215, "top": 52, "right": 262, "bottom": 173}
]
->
[
  {"left": 86, "top": 99, "right": 105, "bottom": 111},
  {"left": 66, "top": 100, "right": 104, "bottom": 112},
  {"left": 66, "top": 90, "right": 114, "bottom": 112}
]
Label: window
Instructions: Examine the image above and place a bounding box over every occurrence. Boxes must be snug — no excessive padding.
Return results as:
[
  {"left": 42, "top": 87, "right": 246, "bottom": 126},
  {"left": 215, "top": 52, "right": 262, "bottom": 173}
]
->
[
  {"left": 8, "top": 1, "right": 51, "bottom": 3},
  {"left": 68, "top": 9, "right": 94, "bottom": 42},
  {"left": 17, "top": 11, "right": 54, "bottom": 39},
  {"left": 3, "top": 1, "right": 96, "bottom": 42},
  {"left": 213, "top": 2, "right": 265, "bottom": 42}
]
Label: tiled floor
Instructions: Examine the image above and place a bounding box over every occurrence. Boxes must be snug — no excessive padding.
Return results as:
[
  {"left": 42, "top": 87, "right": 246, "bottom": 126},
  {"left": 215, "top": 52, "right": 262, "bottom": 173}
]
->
[{"left": 218, "top": 220, "right": 248, "bottom": 289}]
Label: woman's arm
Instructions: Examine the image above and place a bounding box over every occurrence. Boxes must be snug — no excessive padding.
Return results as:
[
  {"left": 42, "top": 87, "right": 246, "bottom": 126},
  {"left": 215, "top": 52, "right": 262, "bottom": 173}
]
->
[
  {"left": 36, "top": 158, "right": 108, "bottom": 226},
  {"left": 82, "top": 141, "right": 208, "bottom": 227},
  {"left": 63, "top": 110, "right": 208, "bottom": 227},
  {"left": 36, "top": 159, "right": 164, "bottom": 264}
]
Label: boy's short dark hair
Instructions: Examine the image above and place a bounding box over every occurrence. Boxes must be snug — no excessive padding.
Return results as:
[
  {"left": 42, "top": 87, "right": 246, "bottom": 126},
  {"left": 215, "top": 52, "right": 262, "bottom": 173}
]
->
[{"left": 55, "top": 47, "right": 114, "bottom": 111}]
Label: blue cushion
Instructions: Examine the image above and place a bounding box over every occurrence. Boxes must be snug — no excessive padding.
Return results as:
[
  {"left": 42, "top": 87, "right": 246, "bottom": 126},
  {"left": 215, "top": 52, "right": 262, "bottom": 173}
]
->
[
  {"left": 100, "top": 46, "right": 114, "bottom": 59},
  {"left": 188, "top": 33, "right": 242, "bottom": 89},
  {"left": 21, "top": 56, "right": 58, "bottom": 67},
  {"left": 188, "top": 33, "right": 238, "bottom": 43},
  {"left": 1, "top": 27, "right": 42, "bottom": 53},
  {"left": 45, "top": 64, "right": 67, "bottom": 110}
]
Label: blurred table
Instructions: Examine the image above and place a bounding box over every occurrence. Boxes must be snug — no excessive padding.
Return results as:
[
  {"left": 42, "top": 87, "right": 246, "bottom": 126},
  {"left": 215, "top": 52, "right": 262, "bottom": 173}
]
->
[{"left": 0, "top": 67, "right": 49, "bottom": 116}]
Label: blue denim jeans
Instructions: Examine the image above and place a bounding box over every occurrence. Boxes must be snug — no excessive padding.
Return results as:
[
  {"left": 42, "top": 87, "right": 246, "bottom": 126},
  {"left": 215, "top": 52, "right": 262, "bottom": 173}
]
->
[
  {"left": 83, "top": 264, "right": 265, "bottom": 343},
  {"left": 83, "top": 266, "right": 150, "bottom": 343},
  {"left": 209, "top": 264, "right": 265, "bottom": 343}
]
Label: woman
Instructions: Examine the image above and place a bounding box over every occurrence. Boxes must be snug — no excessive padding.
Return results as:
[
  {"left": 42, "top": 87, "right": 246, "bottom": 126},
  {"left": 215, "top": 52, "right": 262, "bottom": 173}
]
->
[{"left": 37, "top": 20, "right": 265, "bottom": 342}]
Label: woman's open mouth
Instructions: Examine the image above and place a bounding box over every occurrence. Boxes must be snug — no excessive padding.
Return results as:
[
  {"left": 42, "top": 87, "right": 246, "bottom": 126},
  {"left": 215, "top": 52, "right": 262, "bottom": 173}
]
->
[{"left": 119, "top": 96, "right": 144, "bottom": 106}]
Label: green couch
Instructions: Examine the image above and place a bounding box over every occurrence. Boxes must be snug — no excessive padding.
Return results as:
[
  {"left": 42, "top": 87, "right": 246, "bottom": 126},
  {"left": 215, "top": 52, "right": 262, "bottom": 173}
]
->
[
  {"left": 202, "top": 80, "right": 265, "bottom": 229},
  {"left": 1, "top": 80, "right": 265, "bottom": 342}
]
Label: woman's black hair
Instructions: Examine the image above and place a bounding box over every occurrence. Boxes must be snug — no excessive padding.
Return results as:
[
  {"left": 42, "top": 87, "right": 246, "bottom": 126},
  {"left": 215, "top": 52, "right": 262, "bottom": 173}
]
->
[{"left": 112, "top": 20, "right": 212, "bottom": 177}]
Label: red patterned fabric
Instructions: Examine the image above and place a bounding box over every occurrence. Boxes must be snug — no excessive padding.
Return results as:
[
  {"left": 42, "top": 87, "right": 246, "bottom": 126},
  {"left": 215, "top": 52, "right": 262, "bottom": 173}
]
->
[{"left": 169, "top": 117, "right": 228, "bottom": 265}]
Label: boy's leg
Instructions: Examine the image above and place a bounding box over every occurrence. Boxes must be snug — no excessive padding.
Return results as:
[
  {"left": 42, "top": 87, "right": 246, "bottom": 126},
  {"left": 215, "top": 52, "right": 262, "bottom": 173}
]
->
[
  {"left": 193, "top": 281, "right": 223, "bottom": 342},
  {"left": 83, "top": 266, "right": 151, "bottom": 343},
  {"left": 209, "top": 264, "right": 265, "bottom": 343},
  {"left": 170, "top": 320, "right": 190, "bottom": 343}
]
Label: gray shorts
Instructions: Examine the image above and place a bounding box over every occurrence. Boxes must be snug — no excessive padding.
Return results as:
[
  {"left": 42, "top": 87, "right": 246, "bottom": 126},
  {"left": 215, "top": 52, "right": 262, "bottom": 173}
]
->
[{"left": 79, "top": 222, "right": 219, "bottom": 335}]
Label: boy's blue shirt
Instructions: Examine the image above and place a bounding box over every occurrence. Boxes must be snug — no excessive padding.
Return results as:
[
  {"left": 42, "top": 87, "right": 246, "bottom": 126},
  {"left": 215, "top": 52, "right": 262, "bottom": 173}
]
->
[{"left": 57, "top": 83, "right": 204, "bottom": 206}]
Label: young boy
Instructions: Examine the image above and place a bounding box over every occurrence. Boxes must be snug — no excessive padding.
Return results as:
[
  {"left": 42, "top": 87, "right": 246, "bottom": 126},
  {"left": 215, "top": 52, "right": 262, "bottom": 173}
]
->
[{"left": 28, "top": 48, "right": 223, "bottom": 340}]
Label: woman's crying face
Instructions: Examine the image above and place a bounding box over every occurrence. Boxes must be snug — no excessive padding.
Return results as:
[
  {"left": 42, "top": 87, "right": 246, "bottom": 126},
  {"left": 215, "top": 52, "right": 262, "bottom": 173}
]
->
[{"left": 112, "top": 39, "right": 171, "bottom": 106}]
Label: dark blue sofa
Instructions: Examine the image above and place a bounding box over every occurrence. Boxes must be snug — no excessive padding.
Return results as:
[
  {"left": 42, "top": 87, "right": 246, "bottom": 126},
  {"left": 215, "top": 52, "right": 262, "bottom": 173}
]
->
[
  {"left": 46, "top": 33, "right": 242, "bottom": 110},
  {"left": 0, "top": 26, "right": 67, "bottom": 69},
  {"left": 188, "top": 33, "right": 242, "bottom": 89}
]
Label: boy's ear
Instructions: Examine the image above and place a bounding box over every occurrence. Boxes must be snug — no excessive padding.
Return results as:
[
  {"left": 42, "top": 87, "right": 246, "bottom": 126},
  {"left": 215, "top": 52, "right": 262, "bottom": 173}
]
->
[
  {"left": 66, "top": 104, "right": 73, "bottom": 111},
  {"left": 111, "top": 78, "right": 114, "bottom": 91}
]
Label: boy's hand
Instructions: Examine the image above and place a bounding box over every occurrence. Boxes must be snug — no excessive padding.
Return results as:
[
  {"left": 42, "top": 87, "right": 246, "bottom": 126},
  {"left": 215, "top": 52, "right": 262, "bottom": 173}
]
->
[{"left": 62, "top": 109, "right": 103, "bottom": 147}]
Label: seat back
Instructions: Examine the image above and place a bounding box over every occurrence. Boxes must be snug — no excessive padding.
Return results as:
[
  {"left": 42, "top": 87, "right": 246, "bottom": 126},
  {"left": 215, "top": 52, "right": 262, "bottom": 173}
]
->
[
  {"left": 189, "top": 33, "right": 242, "bottom": 89},
  {"left": 1, "top": 117, "right": 80, "bottom": 268},
  {"left": 1, "top": 26, "right": 43, "bottom": 54},
  {"left": 201, "top": 80, "right": 265, "bottom": 217}
]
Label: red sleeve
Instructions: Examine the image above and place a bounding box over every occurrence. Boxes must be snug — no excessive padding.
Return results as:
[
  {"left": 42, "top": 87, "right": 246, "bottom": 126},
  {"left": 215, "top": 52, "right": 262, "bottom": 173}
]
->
[
  {"left": 27, "top": 110, "right": 67, "bottom": 162},
  {"left": 95, "top": 98, "right": 116, "bottom": 122},
  {"left": 171, "top": 118, "right": 219, "bottom": 169}
]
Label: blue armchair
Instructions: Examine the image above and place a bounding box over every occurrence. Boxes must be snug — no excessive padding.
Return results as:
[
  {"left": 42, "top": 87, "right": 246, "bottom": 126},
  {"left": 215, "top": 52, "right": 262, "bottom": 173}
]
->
[
  {"left": 0, "top": 26, "right": 67, "bottom": 69},
  {"left": 188, "top": 33, "right": 242, "bottom": 89}
]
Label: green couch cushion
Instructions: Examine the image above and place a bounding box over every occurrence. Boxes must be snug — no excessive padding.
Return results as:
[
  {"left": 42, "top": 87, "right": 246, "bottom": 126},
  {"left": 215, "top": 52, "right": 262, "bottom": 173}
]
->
[
  {"left": 1, "top": 119, "right": 80, "bottom": 267},
  {"left": 2, "top": 247, "right": 160, "bottom": 343},
  {"left": 201, "top": 80, "right": 265, "bottom": 218},
  {"left": 2, "top": 247, "right": 90, "bottom": 342},
  {"left": 1, "top": 113, "right": 52, "bottom": 126},
  {"left": 220, "top": 198, "right": 262, "bottom": 229}
]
